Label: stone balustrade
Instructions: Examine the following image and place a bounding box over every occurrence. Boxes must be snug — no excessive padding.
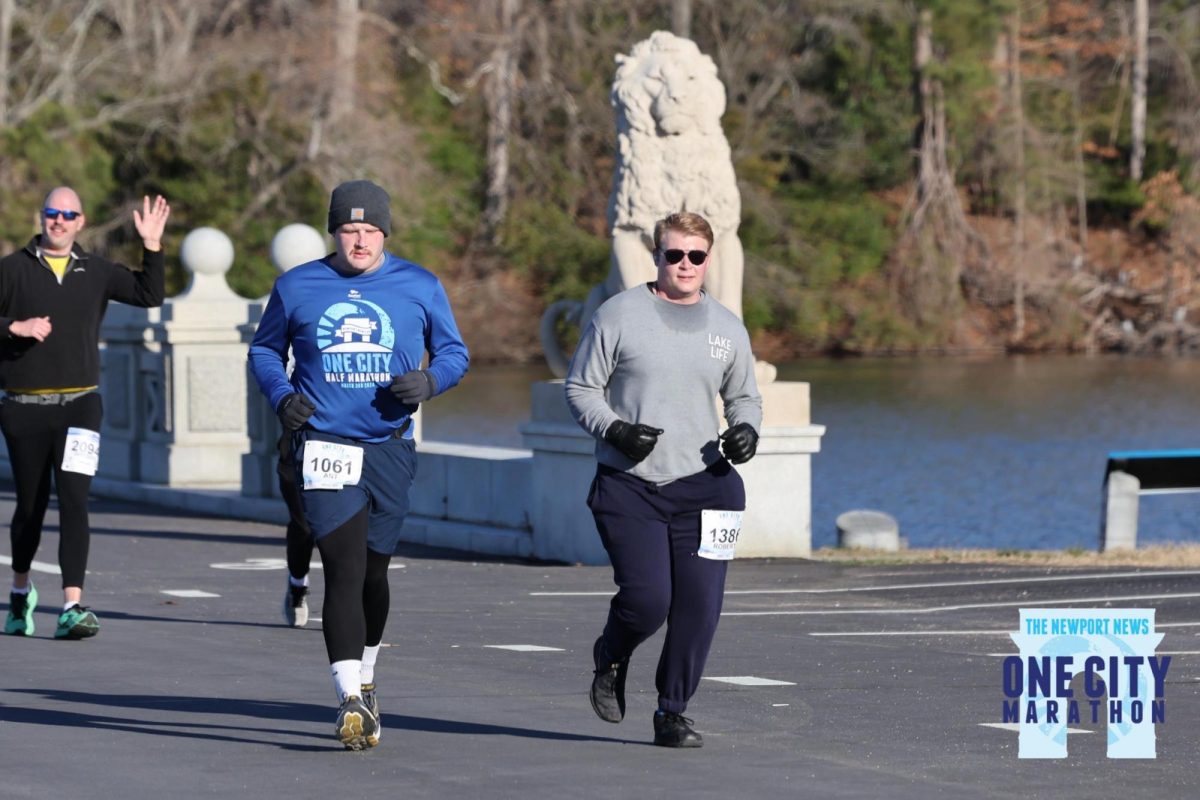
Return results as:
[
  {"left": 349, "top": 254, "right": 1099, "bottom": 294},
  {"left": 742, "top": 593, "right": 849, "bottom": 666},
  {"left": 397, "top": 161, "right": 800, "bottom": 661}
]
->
[{"left": 0, "top": 225, "right": 823, "bottom": 564}]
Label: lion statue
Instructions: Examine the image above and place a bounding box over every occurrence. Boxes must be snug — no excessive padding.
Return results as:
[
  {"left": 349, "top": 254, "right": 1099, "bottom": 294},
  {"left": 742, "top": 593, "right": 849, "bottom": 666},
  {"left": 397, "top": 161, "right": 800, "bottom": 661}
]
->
[{"left": 542, "top": 31, "right": 766, "bottom": 380}]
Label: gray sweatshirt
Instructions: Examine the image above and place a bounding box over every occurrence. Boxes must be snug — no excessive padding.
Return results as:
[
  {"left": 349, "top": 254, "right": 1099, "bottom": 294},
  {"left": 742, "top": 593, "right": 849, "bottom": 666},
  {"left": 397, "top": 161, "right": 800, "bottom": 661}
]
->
[{"left": 564, "top": 284, "right": 763, "bottom": 484}]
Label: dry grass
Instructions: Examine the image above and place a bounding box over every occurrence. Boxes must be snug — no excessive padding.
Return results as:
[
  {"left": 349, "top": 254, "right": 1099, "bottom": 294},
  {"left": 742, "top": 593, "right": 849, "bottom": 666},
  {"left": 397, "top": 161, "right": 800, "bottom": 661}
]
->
[{"left": 810, "top": 543, "right": 1200, "bottom": 568}]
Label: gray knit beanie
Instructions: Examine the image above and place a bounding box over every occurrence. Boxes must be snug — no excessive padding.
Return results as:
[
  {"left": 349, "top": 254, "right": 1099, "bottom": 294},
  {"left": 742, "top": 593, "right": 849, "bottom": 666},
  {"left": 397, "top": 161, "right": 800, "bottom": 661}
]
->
[{"left": 327, "top": 180, "right": 391, "bottom": 237}]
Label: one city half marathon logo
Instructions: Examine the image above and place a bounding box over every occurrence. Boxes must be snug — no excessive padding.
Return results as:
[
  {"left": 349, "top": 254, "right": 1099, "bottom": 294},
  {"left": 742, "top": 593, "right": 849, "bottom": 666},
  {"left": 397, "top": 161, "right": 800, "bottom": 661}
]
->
[
  {"left": 316, "top": 301, "right": 396, "bottom": 389},
  {"left": 1003, "top": 608, "right": 1169, "bottom": 759}
]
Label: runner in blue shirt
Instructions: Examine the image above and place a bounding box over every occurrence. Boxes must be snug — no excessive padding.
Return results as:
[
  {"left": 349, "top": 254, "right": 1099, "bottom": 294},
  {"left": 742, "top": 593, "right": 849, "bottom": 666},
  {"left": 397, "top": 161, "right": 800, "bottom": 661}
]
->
[{"left": 249, "top": 180, "right": 468, "bottom": 750}]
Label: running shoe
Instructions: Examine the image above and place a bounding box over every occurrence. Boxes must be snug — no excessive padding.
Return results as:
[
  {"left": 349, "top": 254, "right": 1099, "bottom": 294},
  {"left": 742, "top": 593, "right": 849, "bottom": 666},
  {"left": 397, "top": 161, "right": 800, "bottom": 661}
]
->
[
  {"left": 361, "top": 683, "right": 381, "bottom": 743},
  {"left": 54, "top": 604, "right": 99, "bottom": 640},
  {"left": 590, "top": 636, "right": 629, "bottom": 723},
  {"left": 335, "top": 695, "right": 379, "bottom": 750},
  {"left": 283, "top": 582, "right": 309, "bottom": 628},
  {"left": 653, "top": 710, "right": 703, "bottom": 748},
  {"left": 5, "top": 584, "right": 37, "bottom": 636}
]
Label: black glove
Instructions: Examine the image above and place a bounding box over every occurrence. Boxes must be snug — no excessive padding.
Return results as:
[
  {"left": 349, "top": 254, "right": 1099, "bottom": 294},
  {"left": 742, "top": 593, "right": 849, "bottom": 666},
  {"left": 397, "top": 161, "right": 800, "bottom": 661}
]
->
[
  {"left": 278, "top": 392, "right": 315, "bottom": 431},
  {"left": 604, "top": 420, "right": 664, "bottom": 463},
  {"left": 390, "top": 369, "right": 437, "bottom": 404},
  {"left": 720, "top": 422, "right": 759, "bottom": 465}
]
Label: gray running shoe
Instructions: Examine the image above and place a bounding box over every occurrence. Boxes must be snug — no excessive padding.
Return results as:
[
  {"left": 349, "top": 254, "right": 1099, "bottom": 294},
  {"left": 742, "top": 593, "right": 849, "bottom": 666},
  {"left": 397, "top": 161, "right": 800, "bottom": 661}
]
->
[
  {"left": 590, "top": 636, "right": 628, "bottom": 723},
  {"left": 283, "top": 582, "right": 309, "bottom": 628}
]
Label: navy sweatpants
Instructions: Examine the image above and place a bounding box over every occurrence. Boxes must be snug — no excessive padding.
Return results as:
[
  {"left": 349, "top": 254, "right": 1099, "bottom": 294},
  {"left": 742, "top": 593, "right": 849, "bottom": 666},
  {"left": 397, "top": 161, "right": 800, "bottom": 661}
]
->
[{"left": 588, "top": 460, "right": 745, "bottom": 714}]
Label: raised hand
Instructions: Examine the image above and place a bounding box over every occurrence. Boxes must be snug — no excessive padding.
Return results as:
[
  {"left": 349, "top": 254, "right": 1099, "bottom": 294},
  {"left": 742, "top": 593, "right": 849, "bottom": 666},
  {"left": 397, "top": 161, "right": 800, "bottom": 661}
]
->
[{"left": 133, "top": 195, "right": 171, "bottom": 251}]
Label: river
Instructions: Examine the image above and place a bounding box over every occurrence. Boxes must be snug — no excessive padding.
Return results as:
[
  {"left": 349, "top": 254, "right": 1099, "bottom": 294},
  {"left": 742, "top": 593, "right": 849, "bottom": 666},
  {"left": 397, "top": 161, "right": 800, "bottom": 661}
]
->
[{"left": 421, "top": 356, "right": 1200, "bottom": 550}]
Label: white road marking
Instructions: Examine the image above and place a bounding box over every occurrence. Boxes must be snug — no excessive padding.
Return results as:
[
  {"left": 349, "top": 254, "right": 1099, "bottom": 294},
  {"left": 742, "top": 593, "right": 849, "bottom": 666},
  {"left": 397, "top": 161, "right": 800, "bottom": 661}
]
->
[
  {"left": 529, "top": 591, "right": 612, "bottom": 596},
  {"left": 484, "top": 644, "right": 565, "bottom": 652},
  {"left": 811, "top": 629, "right": 1013, "bottom": 637},
  {"left": 208, "top": 558, "right": 404, "bottom": 571},
  {"left": 162, "top": 589, "right": 220, "bottom": 598},
  {"left": 814, "top": 620, "right": 1200, "bottom": 637},
  {"left": 722, "top": 591, "right": 1200, "bottom": 616},
  {"left": 0, "top": 555, "right": 61, "bottom": 575},
  {"left": 985, "top": 651, "right": 1200, "bottom": 657},
  {"left": 724, "top": 570, "right": 1200, "bottom": 595},
  {"left": 979, "top": 723, "right": 1092, "bottom": 734},
  {"left": 772, "top": 703, "right": 790, "bottom": 707},
  {"left": 704, "top": 676, "right": 796, "bottom": 686},
  {"left": 530, "top": 570, "right": 1200, "bottom": 598}
]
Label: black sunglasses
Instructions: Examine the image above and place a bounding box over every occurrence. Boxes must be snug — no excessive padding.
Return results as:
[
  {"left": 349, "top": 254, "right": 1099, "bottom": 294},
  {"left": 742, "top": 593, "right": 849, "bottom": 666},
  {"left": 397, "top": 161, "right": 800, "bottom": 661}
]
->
[
  {"left": 44, "top": 207, "right": 81, "bottom": 221},
  {"left": 662, "top": 249, "right": 708, "bottom": 266}
]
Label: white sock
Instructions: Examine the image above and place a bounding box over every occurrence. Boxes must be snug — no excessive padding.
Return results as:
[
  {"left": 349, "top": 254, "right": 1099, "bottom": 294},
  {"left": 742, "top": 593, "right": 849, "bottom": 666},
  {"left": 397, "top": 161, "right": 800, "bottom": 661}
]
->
[
  {"left": 289, "top": 574, "right": 309, "bottom": 588},
  {"left": 361, "top": 644, "right": 381, "bottom": 685},
  {"left": 63, "top": 603, "right": 80, "bottom": 612},
  {"left": 11, "top": 585, "right": 31, "bottom": 596},
  {"left": 330, "top": 660, "right": 362, "bottom": 702}
]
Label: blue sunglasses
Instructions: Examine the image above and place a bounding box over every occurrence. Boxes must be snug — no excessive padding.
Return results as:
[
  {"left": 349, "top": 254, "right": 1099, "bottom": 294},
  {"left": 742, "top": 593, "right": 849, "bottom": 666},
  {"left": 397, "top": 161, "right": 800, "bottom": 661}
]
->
[{"left": 44, "top": 207, "right": 81, "bottom": 221}]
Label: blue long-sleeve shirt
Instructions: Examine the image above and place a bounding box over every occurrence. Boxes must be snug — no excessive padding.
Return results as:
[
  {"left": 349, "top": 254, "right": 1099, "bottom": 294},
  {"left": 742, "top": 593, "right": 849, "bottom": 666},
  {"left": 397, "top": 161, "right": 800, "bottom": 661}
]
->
[{"left": 248, "top": 253, "right": 469, "bottom": 442}]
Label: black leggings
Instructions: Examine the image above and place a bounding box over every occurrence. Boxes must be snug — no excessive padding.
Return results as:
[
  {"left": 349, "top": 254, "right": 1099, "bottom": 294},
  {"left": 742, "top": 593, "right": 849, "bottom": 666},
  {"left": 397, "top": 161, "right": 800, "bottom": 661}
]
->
[
  {"left": 1, "top": 394, "right": 102, "bottom": 589},
  {"left": 314, "top": 506, "right": 392, "bottom": 663}
]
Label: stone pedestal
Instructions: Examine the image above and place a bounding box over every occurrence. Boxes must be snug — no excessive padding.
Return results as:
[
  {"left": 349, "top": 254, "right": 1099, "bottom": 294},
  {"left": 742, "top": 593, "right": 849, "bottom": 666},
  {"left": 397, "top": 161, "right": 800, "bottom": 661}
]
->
[
  {"left": 729, "top": 382, "right": 824, "bottom": 559},
  {"left": 1101, "top": 470, "right": 1140, "bottom": 552},
  {"left": 520, "top": 380, "right": 823, "bottom": 565},
  {"left": 519, "top": 382, "right": 609, "bottom": 564},
  {"left": 101, "top": 228, "right": 257, "bottom": 487}
]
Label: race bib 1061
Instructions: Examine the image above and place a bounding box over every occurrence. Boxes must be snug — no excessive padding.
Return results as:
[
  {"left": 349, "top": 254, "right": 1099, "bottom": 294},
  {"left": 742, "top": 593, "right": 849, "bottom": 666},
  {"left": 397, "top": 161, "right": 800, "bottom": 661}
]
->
[
  {"left": 302, "top": 440, "right": 363, "bottom": 491},
  {"left": 699, "top": 509, "right": 744, "bottom": 560}
]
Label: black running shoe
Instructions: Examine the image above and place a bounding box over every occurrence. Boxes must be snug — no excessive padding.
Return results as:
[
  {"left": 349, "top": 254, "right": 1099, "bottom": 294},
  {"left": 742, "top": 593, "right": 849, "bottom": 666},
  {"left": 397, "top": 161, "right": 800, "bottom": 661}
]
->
[
  {"left": 653, "top": 710, "right": 703, "bottom": 748},
  {"left": 590, "top": 636, "right": 628, "bottom": 723},
  {"left": 335, "top": 695, "right": 379, "bottom": 750}
]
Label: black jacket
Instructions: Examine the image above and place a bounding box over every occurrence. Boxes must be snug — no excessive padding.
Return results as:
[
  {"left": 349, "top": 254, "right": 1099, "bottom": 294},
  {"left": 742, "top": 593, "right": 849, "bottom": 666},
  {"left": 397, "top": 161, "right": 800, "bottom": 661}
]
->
[{"left": 0, "top": 237, "right": 165, "bottom": 391}]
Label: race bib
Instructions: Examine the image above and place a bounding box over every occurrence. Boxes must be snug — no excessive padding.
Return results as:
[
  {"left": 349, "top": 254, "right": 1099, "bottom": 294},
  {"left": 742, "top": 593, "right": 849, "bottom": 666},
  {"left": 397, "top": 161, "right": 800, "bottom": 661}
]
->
[
  {"left": 699, "top": 509, "right": 744, "bottom": 561},
  {"left": 61, "top": 427, "right": 100, "bottom": 476},
  {"left": 302, "top": 440, "right": 363, "bottom": 490}
]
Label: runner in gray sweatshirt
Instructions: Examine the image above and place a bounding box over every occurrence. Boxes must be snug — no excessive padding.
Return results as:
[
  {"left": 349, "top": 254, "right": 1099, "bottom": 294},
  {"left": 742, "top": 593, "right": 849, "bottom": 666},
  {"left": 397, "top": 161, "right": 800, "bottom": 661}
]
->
[{"left": 564, "top": 211, "right": 763, "bottom": 748}]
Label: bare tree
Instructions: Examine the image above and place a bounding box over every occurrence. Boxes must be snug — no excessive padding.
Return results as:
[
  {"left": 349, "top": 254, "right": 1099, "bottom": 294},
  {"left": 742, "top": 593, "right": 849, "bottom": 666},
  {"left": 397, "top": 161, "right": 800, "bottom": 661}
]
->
[
  {"left": 891, "top": 5, "right": 990, "bottom": 323},
  {"left": 0, "top": 0, "right": 13, "bottom": 127},
  {"left": 672, "top": 0, "right": 692, "bottom": 39},
  {"left": 1130, "top": 0, "right": 1148, "bottom": 181},
  {"left": 1009, "top": 7, "right": 1028, "bottom": 342},
  {"left": 330, "top": 0, "right": 361, "bottom": 126},
  {"left": 483, "top": 0, "right": 521, "bottom": 241}
]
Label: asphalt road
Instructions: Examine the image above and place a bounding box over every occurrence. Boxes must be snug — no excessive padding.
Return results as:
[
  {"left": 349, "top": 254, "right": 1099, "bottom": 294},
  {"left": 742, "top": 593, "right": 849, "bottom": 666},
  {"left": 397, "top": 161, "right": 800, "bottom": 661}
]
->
[{"left": 2, "top": 484, "right": 1198, "bottom": 799}]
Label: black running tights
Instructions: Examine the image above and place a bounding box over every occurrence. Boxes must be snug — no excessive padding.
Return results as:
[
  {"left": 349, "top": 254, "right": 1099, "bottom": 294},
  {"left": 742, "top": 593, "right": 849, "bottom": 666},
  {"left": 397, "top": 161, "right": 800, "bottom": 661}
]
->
[
  {"left": 314, "top": 506, "right": 392, "bottom": 663},
  {"left": 1, "top": 394, "right": 102, "bottom": 589}
]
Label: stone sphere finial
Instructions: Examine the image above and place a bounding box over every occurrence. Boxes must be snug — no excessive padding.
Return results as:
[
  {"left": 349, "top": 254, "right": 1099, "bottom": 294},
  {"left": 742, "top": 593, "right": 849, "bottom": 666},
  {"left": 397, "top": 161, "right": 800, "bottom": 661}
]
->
[
  {"left": 271, "top": 224, "right": 327, "bottom": 273},
  {"left": 180, "top": 227, "right": 235, "bottom": 276}
]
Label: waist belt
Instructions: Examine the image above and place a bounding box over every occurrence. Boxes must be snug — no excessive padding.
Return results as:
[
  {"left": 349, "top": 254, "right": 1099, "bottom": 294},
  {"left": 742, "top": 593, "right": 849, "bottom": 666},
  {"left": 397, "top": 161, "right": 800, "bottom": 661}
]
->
[
  {"left": 391, "top": 418, "right": 413, "bottom": 438},
  {"left": 4, "top": 388, "right": 96, "bottom": 405}
]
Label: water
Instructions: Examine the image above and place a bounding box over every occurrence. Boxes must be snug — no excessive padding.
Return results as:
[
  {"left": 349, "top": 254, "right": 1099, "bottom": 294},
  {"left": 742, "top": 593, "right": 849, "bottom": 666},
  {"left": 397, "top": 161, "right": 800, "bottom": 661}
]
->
[{"left": 422, "top": 357, "right": 1200, "bottom": 550}]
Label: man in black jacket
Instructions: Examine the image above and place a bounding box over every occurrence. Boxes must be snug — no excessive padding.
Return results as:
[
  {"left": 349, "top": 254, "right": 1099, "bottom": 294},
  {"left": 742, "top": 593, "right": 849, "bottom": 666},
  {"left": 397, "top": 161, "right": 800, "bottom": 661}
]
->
[{"left": 1, "top": 186, "right": 170, "bottom": 640}]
